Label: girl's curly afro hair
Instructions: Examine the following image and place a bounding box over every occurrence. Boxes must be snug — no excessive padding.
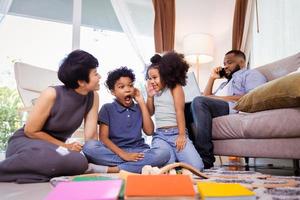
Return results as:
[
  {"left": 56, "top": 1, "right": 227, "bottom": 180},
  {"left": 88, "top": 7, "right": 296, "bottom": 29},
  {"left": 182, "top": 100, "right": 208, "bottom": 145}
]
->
[{"left": 147, "top": 51, "right": 190, "bottom": 89}]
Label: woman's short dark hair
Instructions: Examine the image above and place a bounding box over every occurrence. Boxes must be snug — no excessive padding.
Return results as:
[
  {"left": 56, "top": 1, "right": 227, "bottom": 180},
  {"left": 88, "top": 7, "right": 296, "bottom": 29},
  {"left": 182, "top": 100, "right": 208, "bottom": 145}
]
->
[
  {"left": 105, "top": 67, "right": 135, "bottom": 91},
  {"left": 146, "top": 51, "right": 189, "bottom": 89},
  {"left": 58, "top": 49, "right": 99, "bottom": 89}
]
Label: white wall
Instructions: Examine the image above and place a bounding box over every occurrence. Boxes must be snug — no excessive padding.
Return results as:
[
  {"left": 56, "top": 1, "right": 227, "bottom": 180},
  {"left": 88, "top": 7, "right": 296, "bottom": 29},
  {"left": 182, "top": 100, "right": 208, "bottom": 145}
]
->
[{"left": 175, "top": 0, "right": 235, "bottom": 90}]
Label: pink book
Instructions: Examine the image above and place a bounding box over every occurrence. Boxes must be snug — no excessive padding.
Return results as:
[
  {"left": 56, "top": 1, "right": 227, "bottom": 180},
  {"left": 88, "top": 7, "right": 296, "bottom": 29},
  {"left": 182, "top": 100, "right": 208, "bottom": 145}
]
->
[{"left": 45, "top": 180, "right": 122, "bottom": 200}]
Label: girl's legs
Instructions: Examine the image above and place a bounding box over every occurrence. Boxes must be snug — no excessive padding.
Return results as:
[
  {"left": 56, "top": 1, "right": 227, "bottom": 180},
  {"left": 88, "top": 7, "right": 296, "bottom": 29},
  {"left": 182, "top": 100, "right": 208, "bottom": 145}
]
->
[
  {"left": 174, "top": 136, "right": 204, "bottom": 171},
  {"left": 152, "top": 135, "right": 175, "bottom": 164},
  {"left": 154, "top": 128, "right": 204, "bottom": 171}
]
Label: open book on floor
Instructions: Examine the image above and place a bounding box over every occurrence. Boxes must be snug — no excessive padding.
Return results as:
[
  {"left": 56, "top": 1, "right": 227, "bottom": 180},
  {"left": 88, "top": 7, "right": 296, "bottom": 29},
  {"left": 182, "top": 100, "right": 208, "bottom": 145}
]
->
[
  {"left": 45, "top": 179, "right": 123, "bottom": 200},
  {"left": 197, "top": 182, "right": 256, "bottom": 200},
  {"left": 125, "top": 175, "right": 195, "bottom": 199}
]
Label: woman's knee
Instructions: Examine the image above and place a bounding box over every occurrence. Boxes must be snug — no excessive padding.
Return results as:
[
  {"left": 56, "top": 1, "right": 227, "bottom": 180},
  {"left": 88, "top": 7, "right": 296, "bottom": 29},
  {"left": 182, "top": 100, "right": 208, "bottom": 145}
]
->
[
  {"left": 25, "top": 147, "right": 88, "bottom": 176},
  {"left": 63, "top": 152, "right": 88, "bottom": 175}
]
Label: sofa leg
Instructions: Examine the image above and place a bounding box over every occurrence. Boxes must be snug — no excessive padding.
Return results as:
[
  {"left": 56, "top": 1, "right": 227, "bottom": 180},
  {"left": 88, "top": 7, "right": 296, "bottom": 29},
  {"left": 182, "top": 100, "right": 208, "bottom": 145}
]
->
[
  {"left": 245, "top": 157, "right": 249, "bottom": 171},
  {"left": 293, "top": 159, "right": 299, "bottom": 176}
]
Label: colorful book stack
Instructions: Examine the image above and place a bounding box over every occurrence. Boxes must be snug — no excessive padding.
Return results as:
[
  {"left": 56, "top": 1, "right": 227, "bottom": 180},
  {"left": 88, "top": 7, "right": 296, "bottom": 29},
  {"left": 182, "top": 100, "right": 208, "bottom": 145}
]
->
[
  {"left": 45, "top": 179, "right": 123, "bottom": 200},
  {"left": 197, "top": 182, "right": 255, "bottom": 200},
  {"left": 125, "top": 175, "right": 195, "bottom": 199}
]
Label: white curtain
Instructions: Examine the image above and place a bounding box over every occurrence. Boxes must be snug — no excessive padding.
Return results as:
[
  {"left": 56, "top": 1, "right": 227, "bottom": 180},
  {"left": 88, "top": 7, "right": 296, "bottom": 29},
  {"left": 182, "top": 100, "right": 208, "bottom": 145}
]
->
[
  {"left": 110, "top": 0, "right": 155, "bottom": 69},
  {"left": 0, "top": 0, "right": 12, "bottom": 24},
  {"left": 240, "top": 0, "right": 255, "bottom": 68},
  {"left": 252, "top": 0, "right": 300, "bottom": 67}
]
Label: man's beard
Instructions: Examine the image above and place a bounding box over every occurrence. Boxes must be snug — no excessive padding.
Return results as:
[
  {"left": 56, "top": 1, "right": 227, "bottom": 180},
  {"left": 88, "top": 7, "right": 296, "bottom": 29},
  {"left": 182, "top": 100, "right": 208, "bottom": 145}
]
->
[{"left": 224, "top": 64, "right": 241, "bottom": 80}]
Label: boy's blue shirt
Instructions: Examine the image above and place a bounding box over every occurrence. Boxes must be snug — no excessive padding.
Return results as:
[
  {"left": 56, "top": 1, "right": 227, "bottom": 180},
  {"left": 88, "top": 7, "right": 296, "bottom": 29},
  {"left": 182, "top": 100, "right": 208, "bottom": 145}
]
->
[{"left": 98, "top": 100, "right": 149, "bottom": 149}]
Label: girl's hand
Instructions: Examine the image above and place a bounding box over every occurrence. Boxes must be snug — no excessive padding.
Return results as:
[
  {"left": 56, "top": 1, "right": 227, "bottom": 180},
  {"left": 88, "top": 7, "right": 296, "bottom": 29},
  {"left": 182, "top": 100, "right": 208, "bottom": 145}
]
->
[
  {"left": 120, "top": 152, "right": 144, "bottom": 162},
  {"left": 133, "top": 88, "right": 143, "bottom": 103},
  {"left": 176, "top": 135, "right": 186, "bottom": 152},
  {"left": 65, "top": 142, "right": 82, "bottom": 152},
  {"left": 146, "top": 80, "right": 157, "bottom": 97}
]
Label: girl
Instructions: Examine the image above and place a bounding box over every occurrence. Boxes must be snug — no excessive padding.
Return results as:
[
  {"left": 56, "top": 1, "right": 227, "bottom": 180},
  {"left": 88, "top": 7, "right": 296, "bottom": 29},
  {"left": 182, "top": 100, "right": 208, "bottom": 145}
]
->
[{"left": 146, "top": 51, "right": 204, "bottom": 171}]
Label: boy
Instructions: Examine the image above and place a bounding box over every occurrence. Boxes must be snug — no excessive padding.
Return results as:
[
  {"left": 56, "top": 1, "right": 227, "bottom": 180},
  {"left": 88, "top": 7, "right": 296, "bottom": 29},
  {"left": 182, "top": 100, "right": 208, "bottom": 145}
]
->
[{"left": 83, "top": 67, "right": 170, "bottom": 173}]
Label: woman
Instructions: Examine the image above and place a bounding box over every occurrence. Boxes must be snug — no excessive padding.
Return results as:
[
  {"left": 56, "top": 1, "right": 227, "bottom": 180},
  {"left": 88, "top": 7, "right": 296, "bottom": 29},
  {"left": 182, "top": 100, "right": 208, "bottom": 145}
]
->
[{"left": 0, "top": 50, "right": 100, "bottom": 183}]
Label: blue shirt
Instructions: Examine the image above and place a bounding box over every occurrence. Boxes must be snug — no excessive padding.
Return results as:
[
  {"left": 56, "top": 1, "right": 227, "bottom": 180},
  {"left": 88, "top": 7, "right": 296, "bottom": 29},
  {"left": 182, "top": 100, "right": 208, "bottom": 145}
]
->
[
  {"left": 98, "top": 100, "right": 149, "bottom": 149},
  {"left": 215, "top": 69, "right": 267, "bottom": 113}
]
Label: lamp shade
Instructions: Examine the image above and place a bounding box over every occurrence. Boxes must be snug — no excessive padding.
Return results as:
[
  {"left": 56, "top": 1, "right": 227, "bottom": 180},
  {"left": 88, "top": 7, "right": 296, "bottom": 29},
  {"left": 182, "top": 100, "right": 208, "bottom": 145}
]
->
[{"left": 183, "top": 33, "right": 214, "bottom": 63}]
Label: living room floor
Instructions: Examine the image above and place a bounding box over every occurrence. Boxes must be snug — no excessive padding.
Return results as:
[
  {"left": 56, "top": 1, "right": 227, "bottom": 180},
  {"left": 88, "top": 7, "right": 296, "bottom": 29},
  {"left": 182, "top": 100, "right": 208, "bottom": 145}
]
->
[{"left": 1, "top": 154, "right": 298, "bottom": 200}]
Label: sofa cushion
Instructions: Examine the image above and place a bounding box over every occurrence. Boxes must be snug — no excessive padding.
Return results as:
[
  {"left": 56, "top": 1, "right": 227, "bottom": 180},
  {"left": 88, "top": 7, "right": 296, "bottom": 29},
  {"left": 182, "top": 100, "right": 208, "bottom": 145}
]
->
[
  {"left": 256, "top": 52, "right": 300, "bottom": 81},
  {"left": 234, "top": 72, "right": 300, "bottom": 113},
  {"left": 212, "top": 108, "right": 300, "bottom": 139}
]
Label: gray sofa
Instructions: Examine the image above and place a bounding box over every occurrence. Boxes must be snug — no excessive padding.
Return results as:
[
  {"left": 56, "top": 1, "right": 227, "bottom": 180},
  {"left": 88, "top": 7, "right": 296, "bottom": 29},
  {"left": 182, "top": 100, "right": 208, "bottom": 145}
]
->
[{"left": 211, "top": 52, "right": 300, "bottom": 173}]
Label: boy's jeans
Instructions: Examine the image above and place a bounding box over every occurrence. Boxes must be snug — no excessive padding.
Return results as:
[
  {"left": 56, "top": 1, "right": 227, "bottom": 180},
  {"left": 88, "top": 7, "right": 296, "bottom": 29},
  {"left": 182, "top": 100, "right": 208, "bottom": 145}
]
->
[{"left": 83, "top": 140, "right": 170, "bottom": 173}]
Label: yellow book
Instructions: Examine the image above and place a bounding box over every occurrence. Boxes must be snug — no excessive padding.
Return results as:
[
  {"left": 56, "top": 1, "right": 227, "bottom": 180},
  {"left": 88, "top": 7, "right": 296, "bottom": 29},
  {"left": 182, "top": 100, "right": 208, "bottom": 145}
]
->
[{"left": 197, "top": 182, "right": 255, "bottom": 200}]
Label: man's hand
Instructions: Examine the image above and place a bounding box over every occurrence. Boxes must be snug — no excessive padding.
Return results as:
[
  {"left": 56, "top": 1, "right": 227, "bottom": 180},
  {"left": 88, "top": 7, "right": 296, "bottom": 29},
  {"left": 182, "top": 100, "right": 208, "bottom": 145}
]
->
[
  {"left": 65, "top": 142, "right": 82, "bottom": 152},
  {"left": 120, "top": 152, "right": 144, "bottom": 162},
  {"left": 176, "top": 135, "right": 186, "bottom": 152},
  {"left": 210, "top": 66, "right": 223, "bottom": 80}
]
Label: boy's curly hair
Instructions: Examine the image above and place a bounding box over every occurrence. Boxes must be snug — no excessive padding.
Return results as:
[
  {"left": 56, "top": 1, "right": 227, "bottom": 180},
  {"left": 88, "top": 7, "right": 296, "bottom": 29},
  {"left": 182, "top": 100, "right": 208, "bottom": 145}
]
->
[
  {"left": 147, "top": 51, "right": 189, "bottom": 89},
  {"left": 105, "top": 67, "right": 135, "bottom": 91}
]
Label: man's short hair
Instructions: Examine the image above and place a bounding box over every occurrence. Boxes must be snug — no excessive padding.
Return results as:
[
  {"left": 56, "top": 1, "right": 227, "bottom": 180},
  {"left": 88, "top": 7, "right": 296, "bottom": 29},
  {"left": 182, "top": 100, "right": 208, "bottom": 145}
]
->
[{"left": 225, "top": 50, "right": 246, "bottom": 61}]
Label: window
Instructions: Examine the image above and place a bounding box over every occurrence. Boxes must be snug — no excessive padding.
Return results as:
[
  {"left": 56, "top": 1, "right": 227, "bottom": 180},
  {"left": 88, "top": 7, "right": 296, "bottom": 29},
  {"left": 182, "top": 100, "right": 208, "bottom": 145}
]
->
[
  {"left": 252, "top": 0, "right": 300, "bottom": 66},
  {"left": 81, "top": 0, "right": 154, "bottom": 105}
]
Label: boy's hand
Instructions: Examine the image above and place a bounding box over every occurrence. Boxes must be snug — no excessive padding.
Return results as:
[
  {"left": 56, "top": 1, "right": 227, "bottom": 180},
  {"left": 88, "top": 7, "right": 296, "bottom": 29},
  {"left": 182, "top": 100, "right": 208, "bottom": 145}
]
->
[
  {"left": 65, "top": 142, "right": 82, "bottom": 152},
  {"left": 133, "top": 88, "right": 143, "bottom": 103},
  {"left": 175, "top": 135, "right": 186, "bottom": 152},
  {"left": 146, "top": 80, "right": 157, "bottom": 97},
  {"left": 120, "top": 152, "right": 144, "bottom": 162}
]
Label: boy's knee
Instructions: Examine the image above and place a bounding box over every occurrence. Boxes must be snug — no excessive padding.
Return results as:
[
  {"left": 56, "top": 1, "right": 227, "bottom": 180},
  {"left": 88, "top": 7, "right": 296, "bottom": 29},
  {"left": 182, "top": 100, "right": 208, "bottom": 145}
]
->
[{"left": 83, "top": 140, "right": 101, "bottom": 152}]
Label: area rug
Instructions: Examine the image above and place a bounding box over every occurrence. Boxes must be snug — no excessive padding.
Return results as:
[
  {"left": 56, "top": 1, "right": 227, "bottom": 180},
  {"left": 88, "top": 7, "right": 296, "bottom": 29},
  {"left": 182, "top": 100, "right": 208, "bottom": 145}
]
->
[
  {"left": 50, "top": 167, "right": 300, "bottom": 199},
  {"left": 200, "top": 168, "right": 300, "bottom": 200}
]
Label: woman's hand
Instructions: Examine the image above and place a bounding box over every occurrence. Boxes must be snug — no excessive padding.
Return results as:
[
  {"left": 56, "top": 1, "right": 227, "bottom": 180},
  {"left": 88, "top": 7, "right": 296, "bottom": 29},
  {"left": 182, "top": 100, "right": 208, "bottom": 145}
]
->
[
  {"left": 176, "top": 134, "right": 186, "bottom": 152},
  {"left": 120, "top": 152, "right": 144, "bottom": 162},
  {"left": 65, "top": 142, "right": 83, "bottom": 152}
]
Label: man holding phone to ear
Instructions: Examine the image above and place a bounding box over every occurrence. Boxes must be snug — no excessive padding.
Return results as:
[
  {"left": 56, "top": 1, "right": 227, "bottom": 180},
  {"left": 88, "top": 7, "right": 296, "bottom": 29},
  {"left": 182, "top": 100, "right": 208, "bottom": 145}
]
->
[{"left": 190, "top": 50, "right": 267, "bottom": 169}]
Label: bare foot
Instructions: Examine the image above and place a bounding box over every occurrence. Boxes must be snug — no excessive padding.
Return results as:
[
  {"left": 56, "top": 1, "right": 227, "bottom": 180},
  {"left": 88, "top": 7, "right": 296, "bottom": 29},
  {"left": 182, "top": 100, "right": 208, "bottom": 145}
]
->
[{"left": 107, "top": 166, "right": 120, "bottom": 173}]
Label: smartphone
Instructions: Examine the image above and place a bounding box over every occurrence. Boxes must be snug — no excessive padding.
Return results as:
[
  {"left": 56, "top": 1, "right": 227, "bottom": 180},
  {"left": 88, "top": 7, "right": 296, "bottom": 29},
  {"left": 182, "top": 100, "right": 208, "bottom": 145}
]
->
[{"left": 219, "top": 68, "right": 226, "bottom": 78}]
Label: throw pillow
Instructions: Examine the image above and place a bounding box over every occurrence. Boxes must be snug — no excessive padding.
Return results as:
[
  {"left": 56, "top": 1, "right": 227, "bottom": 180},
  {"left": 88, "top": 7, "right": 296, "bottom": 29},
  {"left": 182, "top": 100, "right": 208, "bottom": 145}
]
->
[{"left": 234, "top": 72, "right": 300, "bottom": 113}]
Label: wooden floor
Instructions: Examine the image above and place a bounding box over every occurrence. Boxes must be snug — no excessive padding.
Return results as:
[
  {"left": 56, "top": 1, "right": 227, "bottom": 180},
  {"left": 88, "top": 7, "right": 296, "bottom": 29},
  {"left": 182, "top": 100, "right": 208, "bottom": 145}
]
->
[{"left": 0, "top": 182, "right": 52, "bottom": 200}]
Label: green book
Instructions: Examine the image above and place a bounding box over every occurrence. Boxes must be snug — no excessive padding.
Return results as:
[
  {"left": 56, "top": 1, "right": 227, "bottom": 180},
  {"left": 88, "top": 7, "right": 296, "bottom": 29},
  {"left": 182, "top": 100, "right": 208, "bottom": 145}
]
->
[{"left": 72, "top": 176, "right": 114, "bottom": 182}]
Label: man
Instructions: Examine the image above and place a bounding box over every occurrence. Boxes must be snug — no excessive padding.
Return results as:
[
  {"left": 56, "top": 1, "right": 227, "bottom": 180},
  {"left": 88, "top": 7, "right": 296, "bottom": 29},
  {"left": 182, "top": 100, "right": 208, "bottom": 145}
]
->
[{"left": 190, "top": 50, "right": 267, "bottom": 169}]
